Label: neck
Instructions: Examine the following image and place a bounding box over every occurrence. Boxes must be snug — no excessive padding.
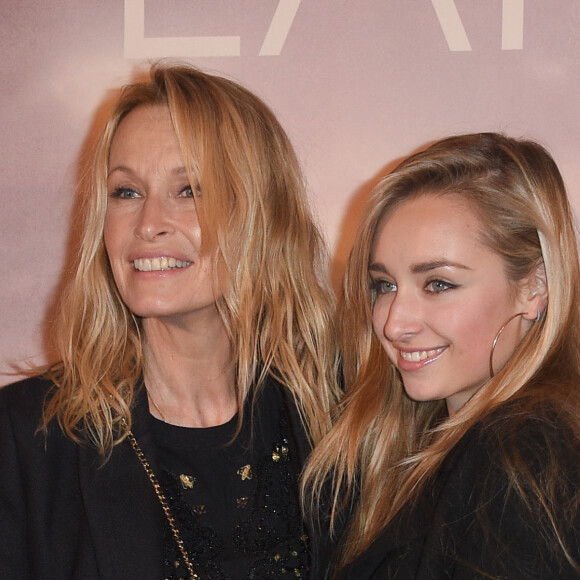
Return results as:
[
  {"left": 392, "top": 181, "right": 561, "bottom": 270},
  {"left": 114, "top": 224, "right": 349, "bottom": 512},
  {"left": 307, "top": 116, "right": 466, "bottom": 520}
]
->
[{"left": 141, "top": 314, "right": 237, "bottom": 427}]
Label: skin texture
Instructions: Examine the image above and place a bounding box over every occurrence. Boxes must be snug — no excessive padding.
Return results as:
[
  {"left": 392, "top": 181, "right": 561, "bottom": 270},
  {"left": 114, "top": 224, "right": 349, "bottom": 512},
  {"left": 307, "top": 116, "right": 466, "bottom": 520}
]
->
[{"left": 369, "top": 194, "right": 538, "bottom": 414}]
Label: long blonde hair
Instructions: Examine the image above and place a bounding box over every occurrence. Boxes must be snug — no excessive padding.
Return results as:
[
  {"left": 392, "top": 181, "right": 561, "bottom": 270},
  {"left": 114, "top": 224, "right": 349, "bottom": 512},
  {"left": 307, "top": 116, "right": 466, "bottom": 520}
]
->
[
  {"left": 303, "top": 133, "right": 580, "bottom": 569},
  {"left": 43, "top": 63, "right": 340, "bottom": 454}
]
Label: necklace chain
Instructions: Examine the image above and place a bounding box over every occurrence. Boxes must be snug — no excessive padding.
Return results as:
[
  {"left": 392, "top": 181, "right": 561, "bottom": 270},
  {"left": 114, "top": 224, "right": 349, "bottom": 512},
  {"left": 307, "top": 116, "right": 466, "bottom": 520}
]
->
[{"left": 123, "top": 420, "right": 199, "bottom": 579}]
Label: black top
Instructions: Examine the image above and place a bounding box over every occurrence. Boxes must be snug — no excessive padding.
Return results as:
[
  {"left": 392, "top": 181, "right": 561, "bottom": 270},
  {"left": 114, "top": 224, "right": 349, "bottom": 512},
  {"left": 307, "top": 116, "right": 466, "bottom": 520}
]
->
[
  {"left": 335, "top": 403, "right": 580, "bottom": 579},
  {"left": 149, "top": 385, "right": 309, "bottom": 578},
  {"left": 0, "top": 375, "right": 321, "bottom": 579}
]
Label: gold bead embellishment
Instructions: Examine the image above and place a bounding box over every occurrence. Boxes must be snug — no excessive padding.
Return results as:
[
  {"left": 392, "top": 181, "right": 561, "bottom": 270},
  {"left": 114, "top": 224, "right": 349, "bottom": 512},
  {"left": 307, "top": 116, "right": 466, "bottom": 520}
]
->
[
  {"left": 272, "top": 443, "right": 289, "bottom": 462},
  {"left": 236, "top": 497, "right": 249, "bottom": 509},
  {"left": 192, "top": 505, "right": 207, "bottom": 516},
  {"left": 237, "top": 464, "right": 253, "bottom": 480},
  {"left": 179, "top": 474, "right": 196, "bottom": 489}
]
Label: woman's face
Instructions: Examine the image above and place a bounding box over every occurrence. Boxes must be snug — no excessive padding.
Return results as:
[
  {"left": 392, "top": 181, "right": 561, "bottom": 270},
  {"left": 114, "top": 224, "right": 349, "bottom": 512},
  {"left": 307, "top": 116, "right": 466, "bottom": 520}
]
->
[
  {"left": 104, "top": 105, "right": 220, "bottom": 324},
  {"left": 369, "top": 194, "right": 533, "bottom": 414}
]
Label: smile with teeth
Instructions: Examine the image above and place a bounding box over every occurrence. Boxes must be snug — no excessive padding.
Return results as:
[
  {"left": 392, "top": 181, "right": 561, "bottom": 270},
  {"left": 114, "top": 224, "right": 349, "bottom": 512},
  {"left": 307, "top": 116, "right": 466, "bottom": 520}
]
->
[
  {"left": 133, "top": 257, "right": 192, "bottom": 272},
  {"left": 400, "top": 347, "right": 445, "bottom": 362}
]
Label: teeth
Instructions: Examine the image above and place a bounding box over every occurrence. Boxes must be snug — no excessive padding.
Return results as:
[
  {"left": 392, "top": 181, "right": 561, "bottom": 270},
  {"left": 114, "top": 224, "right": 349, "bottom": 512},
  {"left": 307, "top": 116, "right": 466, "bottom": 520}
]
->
[
  {"left": 400, "top": 348, "right": 444, "bottom": 362},
  {"left": 133, "top": 257, "right": 192, "bottom": 272}
]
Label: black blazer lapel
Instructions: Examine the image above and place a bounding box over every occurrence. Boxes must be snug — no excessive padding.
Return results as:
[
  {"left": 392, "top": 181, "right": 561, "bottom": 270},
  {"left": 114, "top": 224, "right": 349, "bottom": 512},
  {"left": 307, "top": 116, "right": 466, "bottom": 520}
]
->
[{"left": 78, "top": 390, "right": 165, "bottom": 579}]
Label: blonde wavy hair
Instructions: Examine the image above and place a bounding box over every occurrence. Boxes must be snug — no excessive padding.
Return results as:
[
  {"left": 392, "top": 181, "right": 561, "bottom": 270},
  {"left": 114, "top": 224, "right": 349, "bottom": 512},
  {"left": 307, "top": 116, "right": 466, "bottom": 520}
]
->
[
  {"left": 303, "top": 133, "right": 580, "bottom": 571},
  {"left": 43, "top": 63, "right": 339, "bottom": 454}
]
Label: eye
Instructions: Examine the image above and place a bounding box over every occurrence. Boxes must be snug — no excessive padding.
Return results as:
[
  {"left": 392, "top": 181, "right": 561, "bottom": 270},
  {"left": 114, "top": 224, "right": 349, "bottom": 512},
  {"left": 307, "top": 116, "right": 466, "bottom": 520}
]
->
[
  {"left": 425, "top": 279, "right": 457, "bottom": 293},
  {"left": 177, "top": 185, "right": 194, "bottom": 198},
  {"left": 110, "top": 186, "right": 140, "bottom": 199},
  {"left": 371, "top": 278, "right": 397, "bottom": 295}
]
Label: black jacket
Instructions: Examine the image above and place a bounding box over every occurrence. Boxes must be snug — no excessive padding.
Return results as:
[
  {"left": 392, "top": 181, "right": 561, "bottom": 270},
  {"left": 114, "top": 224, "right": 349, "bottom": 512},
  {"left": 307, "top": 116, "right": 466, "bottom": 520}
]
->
[
  {"left": 337, "top": 409, "right": 580, "bottom": 579},
  {"left": 0, "top": 376, "right": 322, "bottom": 579}
]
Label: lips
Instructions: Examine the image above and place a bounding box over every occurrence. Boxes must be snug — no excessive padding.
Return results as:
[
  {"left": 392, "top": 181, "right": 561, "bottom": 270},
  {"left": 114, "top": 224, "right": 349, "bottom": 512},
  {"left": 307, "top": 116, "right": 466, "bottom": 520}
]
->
[
  {"left": 132, "top": 256, "right": 192, "bottom": 272},
  {"left": 396, "top": 346, "right": 446, "bottom": 372}
]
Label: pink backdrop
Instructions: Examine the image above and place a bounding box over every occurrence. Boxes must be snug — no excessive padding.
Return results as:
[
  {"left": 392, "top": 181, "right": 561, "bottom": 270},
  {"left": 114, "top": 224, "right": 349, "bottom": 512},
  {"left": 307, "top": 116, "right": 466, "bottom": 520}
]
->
[{"left": 1, "top": 0, "right": 579, "bottom": 384}]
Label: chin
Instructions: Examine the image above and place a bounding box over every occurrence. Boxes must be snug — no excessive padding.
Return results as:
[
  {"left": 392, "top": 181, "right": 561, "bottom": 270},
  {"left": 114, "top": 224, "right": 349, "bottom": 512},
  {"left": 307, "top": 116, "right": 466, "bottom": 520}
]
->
[
  {"left": 403, "top": 386, "right": 440, "bottom": 404},
  {"left": 124, "top": 301, "right": 179, "bottom": 319}
]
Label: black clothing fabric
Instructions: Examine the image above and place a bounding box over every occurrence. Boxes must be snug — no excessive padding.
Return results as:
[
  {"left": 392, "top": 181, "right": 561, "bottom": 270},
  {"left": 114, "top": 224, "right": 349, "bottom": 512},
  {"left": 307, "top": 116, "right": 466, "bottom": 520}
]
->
[
  {"left": 151, "top": 385, "right": 309, "bottom": 579},
  {"left": 336, "top": 408, "right": 580, "bottom": 579},
  {"left": 0, "top": 375, "right": 317, "bottom": 579}
]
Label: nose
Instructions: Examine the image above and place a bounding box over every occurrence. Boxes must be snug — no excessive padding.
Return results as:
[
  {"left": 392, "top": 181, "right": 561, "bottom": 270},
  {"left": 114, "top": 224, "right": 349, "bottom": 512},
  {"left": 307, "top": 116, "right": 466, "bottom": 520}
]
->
[
  {"left": 135, "top": 195, "right": 175, "bottom": 241},
  {"left": 380, "top": 290, "right": 423, "bottom": 343}
]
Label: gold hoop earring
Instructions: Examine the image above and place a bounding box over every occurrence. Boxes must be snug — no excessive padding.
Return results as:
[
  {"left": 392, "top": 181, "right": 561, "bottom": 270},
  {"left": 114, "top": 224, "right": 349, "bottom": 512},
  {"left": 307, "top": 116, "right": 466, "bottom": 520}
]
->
[{"left": 489, "top": 312, "right": 526, "bottom": 378}]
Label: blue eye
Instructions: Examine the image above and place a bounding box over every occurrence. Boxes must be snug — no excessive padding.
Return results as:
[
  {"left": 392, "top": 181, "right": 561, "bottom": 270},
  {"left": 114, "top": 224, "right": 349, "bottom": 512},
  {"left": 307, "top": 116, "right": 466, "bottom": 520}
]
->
[
  {"left": 110, "top": 187, "right": 140, "bottom": 199},
  {"left": 178, "top": 185, "right": 194, "bottom": 198},
  {"left": 371, "top": 279, "right": 397, "bottom": 295},
  {"left": 425, "top": 279, "right": 457, "bottom": 293}
]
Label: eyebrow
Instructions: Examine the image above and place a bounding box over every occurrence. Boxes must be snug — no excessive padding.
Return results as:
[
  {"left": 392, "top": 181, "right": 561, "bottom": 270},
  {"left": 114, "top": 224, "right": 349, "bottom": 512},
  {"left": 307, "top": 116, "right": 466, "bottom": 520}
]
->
[
  {"left": 368, "top": 263, "right": 388, "bottom": 275},
  {"left": 368, "top": 260, "right": 471, "bottom": 274},
  {"left": 411, "top": 260, "right": 471, "bottom": 273},
  {"left": 107, "top": 165, "right": 189, "bottom": 178}
]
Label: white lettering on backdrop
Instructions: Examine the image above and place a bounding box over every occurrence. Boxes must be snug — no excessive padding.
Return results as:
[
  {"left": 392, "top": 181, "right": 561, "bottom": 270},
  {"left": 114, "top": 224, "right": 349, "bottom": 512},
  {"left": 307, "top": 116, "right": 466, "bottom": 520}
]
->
[
  {"left": 432, "top": 0, "right": 524, "bottom": 51},
  {"left": 124, "top": 0, "right": 301, "bottom": 58},
  {"left": 125, "top": 1, "right": 524, "bottom": 58}
]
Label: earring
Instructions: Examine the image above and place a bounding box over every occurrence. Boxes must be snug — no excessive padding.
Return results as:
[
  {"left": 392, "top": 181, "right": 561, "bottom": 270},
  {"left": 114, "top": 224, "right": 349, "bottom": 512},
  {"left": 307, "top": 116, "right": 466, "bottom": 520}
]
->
[
  {"left": 535, "top": 309, "right": 543, "bottom": 322},
  {"left": 489, "top": 312, "right": 526, "bottom": 378}
]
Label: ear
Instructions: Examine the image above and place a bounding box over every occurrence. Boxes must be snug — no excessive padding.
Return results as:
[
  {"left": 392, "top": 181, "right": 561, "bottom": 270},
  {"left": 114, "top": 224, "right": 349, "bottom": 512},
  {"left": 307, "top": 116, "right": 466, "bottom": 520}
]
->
[{"left": 518, "top": 261, "right": 548, "bottom": 321}]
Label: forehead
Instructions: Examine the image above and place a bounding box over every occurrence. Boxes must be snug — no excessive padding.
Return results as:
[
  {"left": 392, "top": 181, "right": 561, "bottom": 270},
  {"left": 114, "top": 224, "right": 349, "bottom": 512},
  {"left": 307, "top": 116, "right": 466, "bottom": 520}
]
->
[
  {"left": 109, "top": 105, "right": 178, "bottom": 161},
  {"left": 371, "top": 194, "right": 488, "bottom": 263}
]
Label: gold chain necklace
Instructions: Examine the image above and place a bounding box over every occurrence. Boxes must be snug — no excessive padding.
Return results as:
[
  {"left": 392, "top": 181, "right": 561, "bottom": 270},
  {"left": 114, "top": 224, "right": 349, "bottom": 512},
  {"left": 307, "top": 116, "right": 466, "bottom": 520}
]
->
[{"left": 123, "top": 420, "right": 199, "bottom": 579}]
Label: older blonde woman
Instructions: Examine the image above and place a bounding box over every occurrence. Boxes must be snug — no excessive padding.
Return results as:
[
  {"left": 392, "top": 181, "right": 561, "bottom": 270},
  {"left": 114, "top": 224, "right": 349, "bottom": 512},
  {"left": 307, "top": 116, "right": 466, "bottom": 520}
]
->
[{"left": 0, "top": 64, "right": 339, "bottom": 579}]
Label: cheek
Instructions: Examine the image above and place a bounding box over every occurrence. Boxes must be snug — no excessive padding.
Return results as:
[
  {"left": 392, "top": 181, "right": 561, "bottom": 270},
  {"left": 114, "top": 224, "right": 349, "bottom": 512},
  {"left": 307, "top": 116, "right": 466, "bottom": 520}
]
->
[
  {"left": 102, "top": 218, "right": 127, "bottom": 290},
  {"left": 178, "top": 204, "right": 202, "bottom": 242},
  {"left": 103, "top": 226, "right": 113, "bottom": 258},
  {"left": 445, "top": 303, "right": 501, "bottom": 361},
  {"left": 103, "top": 212, "right": 126, "bottom": 257},
  {"left": 371, "top": 300, "right": 390, "bottom": 342},
  {"left": 192, "top": 226, "right": 202, "bottom": 250},
  {"left": 186, "top": 216, "right": 202, "bottom": 249},
  {"left": 103, "top": 212, "right": 115, "bottom": 248}
]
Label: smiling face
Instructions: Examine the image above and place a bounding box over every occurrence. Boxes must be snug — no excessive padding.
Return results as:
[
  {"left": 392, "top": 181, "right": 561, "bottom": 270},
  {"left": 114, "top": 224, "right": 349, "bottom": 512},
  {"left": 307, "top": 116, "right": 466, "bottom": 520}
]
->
[
  {"left": 104, "top": 105, "right": 220, "bottom": 324},
  {"left": 369, "top": 194, "right": 535, "bottom": 414}
]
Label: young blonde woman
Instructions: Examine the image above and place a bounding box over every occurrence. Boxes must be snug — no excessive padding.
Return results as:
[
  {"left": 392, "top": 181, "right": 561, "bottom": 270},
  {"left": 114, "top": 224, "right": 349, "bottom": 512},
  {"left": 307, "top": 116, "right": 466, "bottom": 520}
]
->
[
  {"left": 0, "top": 63, "right": 339, "bottom": 579},
  {"left": 304, "top": 133, "right": 580, "bottom": 578}
]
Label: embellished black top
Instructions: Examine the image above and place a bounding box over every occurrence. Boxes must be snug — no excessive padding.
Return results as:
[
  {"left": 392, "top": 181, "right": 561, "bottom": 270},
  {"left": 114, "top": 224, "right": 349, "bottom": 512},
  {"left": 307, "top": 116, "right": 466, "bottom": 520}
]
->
[
  {"left": 0, "top": 375, "right": 322, "bottom": 579},
  {"left": 150, "top": 381, "right": 310, "bottom": 579}
]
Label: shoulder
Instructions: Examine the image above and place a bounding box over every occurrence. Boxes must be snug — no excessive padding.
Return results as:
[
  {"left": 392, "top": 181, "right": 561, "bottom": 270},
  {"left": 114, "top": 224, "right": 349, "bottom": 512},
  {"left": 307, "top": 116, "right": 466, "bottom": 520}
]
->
[
  {"left": 437, "top": 396, "right": 580, "bottom": 515},
  {"left": 434, "top": 400, "right": 580, "bottom": 577},
  {"left": 0, "top": 375, "right": 80, "bottom": 499},
  {"left": 0, "top": 374, "right": 55, "bottom": 398},
  {"left": 475, "top": 399, "right": 579, "bottom": 475},
  {"left": 0, "top": 375, "right": 74, "bottom": 457},
  {"left": 436, "top": 401, "right": 580, "bottom": 519},
  {"left": 0, "top": 375, "right": 55, "bottom": 423},
  {"left": 449, "top": 397, "right": 580, "bottom": 473}
]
